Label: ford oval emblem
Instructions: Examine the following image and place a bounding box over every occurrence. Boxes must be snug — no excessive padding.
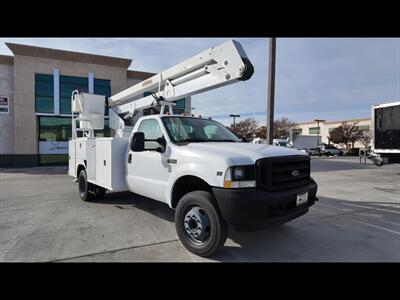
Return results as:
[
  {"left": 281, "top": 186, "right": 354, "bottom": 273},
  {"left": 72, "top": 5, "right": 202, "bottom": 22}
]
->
[{"left": 291, "top": 170, "right": 300, "bottom": 177}]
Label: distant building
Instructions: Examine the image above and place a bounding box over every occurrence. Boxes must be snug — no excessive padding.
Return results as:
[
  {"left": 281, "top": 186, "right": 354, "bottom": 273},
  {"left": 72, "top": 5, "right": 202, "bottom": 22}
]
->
[
  {"left": 0, "top": 43, "right": 191, "bottom": 167},
  {"left": 293, "top": 117, "right": 371, "bottom": 148}
]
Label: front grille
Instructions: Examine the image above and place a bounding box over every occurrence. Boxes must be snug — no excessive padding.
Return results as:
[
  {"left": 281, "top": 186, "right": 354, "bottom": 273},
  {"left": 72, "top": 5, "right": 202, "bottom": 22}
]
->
[{"left": 256, "top": 155, "right": 311, "bottom": 192}]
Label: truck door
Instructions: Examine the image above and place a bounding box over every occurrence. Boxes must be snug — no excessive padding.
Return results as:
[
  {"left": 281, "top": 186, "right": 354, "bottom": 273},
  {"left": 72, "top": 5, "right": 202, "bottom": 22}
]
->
[{"left": 126, "top": 118, "right": 168, "bottom": 202}]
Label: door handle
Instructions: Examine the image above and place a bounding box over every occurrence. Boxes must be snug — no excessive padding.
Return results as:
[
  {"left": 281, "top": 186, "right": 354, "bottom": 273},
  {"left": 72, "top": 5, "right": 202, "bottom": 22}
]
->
[{"left": 128, "top": 153, "right": 132, "bottom": 164}]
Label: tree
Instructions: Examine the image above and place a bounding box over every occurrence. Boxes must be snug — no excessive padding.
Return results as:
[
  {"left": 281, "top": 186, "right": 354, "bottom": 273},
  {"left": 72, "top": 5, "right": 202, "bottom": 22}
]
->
[
  {"left": 358, "top": 131, "right": 371, "bottom": 148},
  {"left": 228, "top": 117, "right": 258, "bottom": 142},
  {"left": 273, "top": 117, "right": 298, "bottom": 139},
  {"left": 328, "top": 122, "right": 361, "bottom": 148},
  {"left": 254, "top": 126, "right": 266, "bottom": 138}
]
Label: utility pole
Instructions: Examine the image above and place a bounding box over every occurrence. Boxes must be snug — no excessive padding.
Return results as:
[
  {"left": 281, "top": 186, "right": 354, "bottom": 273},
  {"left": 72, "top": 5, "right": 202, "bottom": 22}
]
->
[
  {"left": 313, "top": 119, "right": 325, "bottom": 147},
  {"left": 266, "top": 37, "right": 276, "bottom": 145},
  {"left": 229, "top": 114, "right": 240, "bottom": 127}
]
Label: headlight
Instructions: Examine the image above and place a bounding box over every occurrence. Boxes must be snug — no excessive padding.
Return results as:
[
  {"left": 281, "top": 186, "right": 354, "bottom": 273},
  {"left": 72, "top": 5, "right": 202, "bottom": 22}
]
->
[
  {"left": 223, "top": 165, "right": 256, "bottom": 188},
  {"left": 233, "top": 167, "right": 245, "bottom": 180}
]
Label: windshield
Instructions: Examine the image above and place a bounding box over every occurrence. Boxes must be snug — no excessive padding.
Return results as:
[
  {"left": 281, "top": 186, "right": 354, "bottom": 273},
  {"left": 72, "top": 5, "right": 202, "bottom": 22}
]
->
[
  {"left": 278, "top": 141, "right": 288, "bottom": 147},
  {"left": 162, "top": 116, "right": 240, "bottom": 144}
]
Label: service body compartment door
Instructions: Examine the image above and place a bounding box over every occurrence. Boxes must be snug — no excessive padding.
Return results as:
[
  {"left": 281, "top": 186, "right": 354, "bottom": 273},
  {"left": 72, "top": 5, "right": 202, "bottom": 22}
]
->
[
  {"left": 68, "top": 141, "right": 76, "bottom": 177},
  {"left": 86, "top": 139, "right": 96, "bottom": 180},
  {"left": 95, "top": 138, "right": 128, "bottom": 192},
  {"left": 96, "top": 139, "right": 112, "bottom": 188}
]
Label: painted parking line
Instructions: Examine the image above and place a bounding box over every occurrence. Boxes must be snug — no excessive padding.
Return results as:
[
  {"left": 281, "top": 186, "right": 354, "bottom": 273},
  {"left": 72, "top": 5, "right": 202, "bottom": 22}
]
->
[
  {"left": 357, "top": 213, "right": 400, "bottom": 227},
  {"left": 351, "top": 219, "right": 400, "bottom": 236},
  {"left": 342, "top": 203, "right": 400, "bottom": 215},
  {"left": 317, "top": 201, "right": 360, "bottom": 212}
]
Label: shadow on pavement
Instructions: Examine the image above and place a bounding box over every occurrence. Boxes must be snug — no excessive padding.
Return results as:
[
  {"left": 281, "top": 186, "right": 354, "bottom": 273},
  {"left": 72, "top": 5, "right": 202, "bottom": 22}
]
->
[
  {"left": 93, "top": 192, "right": 399, "bottom": 262},
  {"left": 210, "top": 196, "right": 400, "bottom": 262},
  {"left": 0, "top": 166, "right": 68, "bottom": 175},
  {"left": 96, "top": 191, "right": 175, "bottom": 223}
]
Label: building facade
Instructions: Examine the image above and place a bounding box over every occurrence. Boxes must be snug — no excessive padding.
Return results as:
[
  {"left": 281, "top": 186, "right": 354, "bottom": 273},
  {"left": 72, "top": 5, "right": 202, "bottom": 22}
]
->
[
  {"left": 293, "top": 117, "right": 371, "bottom": 148},
  {"left": 0, "top": 43, "right": 190, "bottom": 167}
]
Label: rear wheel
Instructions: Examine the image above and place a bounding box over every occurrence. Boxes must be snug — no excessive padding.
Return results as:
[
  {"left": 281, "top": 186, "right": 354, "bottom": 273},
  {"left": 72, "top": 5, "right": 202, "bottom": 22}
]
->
[
  {"left": 175, "top": 191, "right": 228, "bottom": 257},
  {"left": 78, "top": 169, "right": 93, "bottom": 202}
]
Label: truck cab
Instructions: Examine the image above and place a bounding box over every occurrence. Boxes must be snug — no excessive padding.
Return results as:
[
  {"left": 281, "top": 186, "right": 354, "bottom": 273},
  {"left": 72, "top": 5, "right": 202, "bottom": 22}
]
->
[{"left": 117, "top": 114, "right": 318, "bottom": 255}]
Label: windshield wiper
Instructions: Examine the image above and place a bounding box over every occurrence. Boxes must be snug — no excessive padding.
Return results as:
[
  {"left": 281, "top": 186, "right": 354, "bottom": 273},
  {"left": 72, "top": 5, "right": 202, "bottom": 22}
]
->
[
  {"left": 175, "top": 138, "right": 239, "bottom": 144},
  {"left": 207, "top": 139, "right": 239, "bottom": 142},
  {"left": 176, "top": 138, "right": 207, "bottom": 144}
]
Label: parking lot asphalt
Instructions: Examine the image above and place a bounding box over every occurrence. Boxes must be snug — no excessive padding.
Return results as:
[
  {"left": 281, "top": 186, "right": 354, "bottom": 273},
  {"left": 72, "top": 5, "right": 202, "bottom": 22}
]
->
[{"left": 0, "top": 156, "right": 399, "bottom": 262}]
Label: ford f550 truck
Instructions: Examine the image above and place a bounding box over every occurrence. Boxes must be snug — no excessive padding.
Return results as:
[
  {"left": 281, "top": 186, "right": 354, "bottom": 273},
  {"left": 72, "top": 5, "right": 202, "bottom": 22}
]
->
[{"left": 68, "top": 40, "right": 318, "bottom": 257}]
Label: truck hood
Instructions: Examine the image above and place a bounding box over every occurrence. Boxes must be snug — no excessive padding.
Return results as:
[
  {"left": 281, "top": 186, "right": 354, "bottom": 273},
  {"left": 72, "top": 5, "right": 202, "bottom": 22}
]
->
[{"left": 179, "top": 142, "right": 307, "bottom": 165}]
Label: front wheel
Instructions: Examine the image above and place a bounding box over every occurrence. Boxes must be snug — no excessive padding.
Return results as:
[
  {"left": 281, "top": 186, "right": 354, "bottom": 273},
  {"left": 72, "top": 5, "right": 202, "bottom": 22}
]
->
[{"left": 175, "top": 191, "right": 228, "bottom": 257}]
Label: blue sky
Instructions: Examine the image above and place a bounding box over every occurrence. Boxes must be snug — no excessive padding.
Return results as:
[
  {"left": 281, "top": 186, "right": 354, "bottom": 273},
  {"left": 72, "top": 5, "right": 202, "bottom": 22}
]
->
[{"left": 1, "top": 38, "right": 399, "bottom": 126}]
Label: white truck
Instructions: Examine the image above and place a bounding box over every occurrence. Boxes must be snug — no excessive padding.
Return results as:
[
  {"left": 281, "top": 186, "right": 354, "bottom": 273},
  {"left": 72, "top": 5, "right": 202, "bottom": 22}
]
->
[
  {"left": 291, "top": 135, "right": 322, "bottom": 155},
  {"left": 68, "top": 40, "right": 318, "bottom": 257},
  {"left": 369, "top": 101, "right": 400, "bottom": 166},
  {"left": 252, "top": 138, "right": 290, "bottom": 147}
]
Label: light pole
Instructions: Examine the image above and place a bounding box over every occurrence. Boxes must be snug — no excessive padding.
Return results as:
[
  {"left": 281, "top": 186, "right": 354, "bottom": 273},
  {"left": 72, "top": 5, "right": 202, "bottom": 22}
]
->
[
  {"left": 229, "top": 114, "right": 240, "bottom": 127},
  {"left": 266, "top": 37, "right": 276, "bottom": 145},
  {"left": 313, "top": 119, "right": 325, "bottom": 147}
]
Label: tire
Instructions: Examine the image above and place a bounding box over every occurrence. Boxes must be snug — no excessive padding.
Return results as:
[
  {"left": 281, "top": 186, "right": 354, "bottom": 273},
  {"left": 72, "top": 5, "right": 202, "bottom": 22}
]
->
[
  {"left": 78, "top": 169, "right": 94, "bottom": 202},
  {"left": 326, "top": 152, "right": 331, "bottom": 157},
  {"left": 175, "top": 191, "right": 228, "bottom": 257}
]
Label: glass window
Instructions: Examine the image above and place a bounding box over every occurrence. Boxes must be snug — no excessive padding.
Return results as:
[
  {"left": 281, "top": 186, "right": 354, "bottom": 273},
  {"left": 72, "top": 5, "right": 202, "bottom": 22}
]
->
[
  {"left": 94, "top": 78, "right": 111, "bottom": 116},
  {"left": 175, "top": 98, "right": 185, "bottom": 109},
  {"left": 60, "top": 75, "right": 88, "bottom": 114},
  {"left": 375, "top": 105, "right": 400, "bottom": 149},
  {"left": 142, "top": 93, "right": 185, "bottom": 115},
  {"left": 35, "top": 74, "right": 54, "bottom": 113},
  {"left": 138, "top": 119, "right": 164, "bottom": 150},
  {"left": 204, "top": 124, "right": 217, "bottom": 138},
  {"left": 292, "top": 128, "right": 302, "bottom": 135},
  {"left": 173, "top": 98, "right": 185, "bottom": 115},
  {"left": 357, "top": 125, "right": 369, "bottom": 131},
  {"left": 94, "top": 79, "right": 111, "bottom": 97},
  {"left": 94, "top": 119, "right": 111, "bottom": 137},
  {"left": 162, "top": 116, "right": 240, "bottom": 144},
  {"left": 39, "top": 117, "right": 72, "bottom": 142},
  {"left": 309, "top": 127, "right": 320, "bottom": 134}
]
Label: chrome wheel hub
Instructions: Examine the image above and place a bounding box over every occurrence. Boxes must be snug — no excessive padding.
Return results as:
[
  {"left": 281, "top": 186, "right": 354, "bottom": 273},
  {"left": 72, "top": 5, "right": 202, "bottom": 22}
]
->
[{"left": 184, "top": 206, "right": 210, "bottom": 244}]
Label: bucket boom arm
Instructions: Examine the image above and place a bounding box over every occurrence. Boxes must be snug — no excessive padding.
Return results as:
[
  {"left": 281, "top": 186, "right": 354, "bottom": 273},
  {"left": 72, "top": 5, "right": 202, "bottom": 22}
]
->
[{"left": 108, "top": 40, "right": 254, "bottom": 129}]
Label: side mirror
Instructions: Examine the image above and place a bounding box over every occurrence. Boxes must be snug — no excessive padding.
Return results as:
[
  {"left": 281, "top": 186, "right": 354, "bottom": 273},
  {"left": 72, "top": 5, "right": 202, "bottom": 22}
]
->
[
  {"left": 130, "top": 132, "right": 145, "bottom": 152},
  {"left": 156, "top": 137, "right": 167, "bottom": 153}
]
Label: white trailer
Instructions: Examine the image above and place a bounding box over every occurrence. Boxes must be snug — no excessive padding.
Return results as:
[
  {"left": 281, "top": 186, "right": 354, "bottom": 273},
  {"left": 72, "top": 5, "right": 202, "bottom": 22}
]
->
[
  {"left": 291, "top": 135, "right": 321, "bottom": 150},
  {"left": 370, "top": 101, "right": 400, "bottom": 165},
  {"left": 68, "top": 40, "right": 318, "bottom": 257}
]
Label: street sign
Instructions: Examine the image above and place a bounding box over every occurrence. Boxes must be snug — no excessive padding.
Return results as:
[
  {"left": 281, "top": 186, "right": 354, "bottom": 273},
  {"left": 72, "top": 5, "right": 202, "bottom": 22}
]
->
[{"left": 0, "top": 96, "right": 9, "bottom": 114}]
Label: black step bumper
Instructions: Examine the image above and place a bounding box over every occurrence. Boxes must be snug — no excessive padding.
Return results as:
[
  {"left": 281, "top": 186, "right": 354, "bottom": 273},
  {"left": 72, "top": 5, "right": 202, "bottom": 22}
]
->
[{"left": 212, "top": 179, "right": 318, "bottom": 231}]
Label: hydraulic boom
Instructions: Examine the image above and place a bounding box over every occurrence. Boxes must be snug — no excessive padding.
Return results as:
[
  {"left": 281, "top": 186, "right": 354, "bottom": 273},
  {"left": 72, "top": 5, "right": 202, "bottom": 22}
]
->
[{"left": 107, "top": 40, "right": 254, "bottom": 129}]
